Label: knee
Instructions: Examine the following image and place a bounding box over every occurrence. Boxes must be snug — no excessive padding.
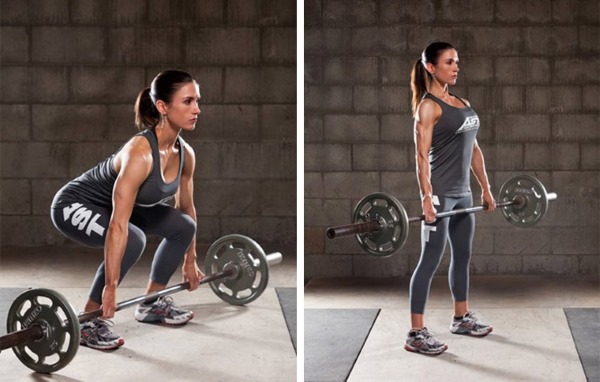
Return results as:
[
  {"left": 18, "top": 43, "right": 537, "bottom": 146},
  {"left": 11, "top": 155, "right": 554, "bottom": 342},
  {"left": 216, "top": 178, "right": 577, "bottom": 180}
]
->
[
  {"left": 179, "top": 214, "right": 197, "bottom": 240},
  {"left": 127, "top": 225, "right": 147, "bottom": 257}
]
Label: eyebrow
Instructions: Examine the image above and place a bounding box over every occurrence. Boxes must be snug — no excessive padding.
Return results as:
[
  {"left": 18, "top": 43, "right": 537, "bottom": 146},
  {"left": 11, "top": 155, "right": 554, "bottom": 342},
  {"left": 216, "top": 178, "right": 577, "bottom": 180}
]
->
[{"left": 181, "top": 95, "right": 201, "bottom": 100}]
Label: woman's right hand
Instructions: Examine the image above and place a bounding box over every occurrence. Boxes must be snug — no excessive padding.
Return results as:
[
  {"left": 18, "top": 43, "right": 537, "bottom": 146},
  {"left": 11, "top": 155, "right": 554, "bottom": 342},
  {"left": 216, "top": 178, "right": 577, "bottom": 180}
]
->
[
  {"left": 102, "top": 285, "right": 117, "bottom": 318},
  {"left": 422, "top": 198, "right": 437, "bottom": 223}
]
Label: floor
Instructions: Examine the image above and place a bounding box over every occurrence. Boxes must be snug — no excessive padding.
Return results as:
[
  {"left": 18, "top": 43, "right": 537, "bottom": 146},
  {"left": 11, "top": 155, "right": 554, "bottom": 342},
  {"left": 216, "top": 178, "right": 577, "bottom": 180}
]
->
[
  {"left": 2, "top": 245, "right": 598, "bottom": 382},
  {"left": 305, "top": 276, "right": 600, "bottom": 382},
  {"left": 0, "top": 245, "right": 297, "bottom": 382}
]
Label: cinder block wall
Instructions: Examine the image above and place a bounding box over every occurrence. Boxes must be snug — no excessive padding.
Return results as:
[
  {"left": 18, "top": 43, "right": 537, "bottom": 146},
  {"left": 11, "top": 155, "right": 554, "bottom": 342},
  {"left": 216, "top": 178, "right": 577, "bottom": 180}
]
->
[
  {"left": 305, "top": 0, "right": 599, "bottom": 277},
  {"left": 0, "top": 0, "right": 297, "bottom": 248}
]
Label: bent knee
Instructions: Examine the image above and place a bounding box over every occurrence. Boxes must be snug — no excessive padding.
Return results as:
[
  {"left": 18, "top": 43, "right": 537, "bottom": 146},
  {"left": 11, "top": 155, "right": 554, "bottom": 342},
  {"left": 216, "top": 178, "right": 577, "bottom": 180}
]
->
[{"left": 180, "top": 214, "right": 197, "bottom": 239}]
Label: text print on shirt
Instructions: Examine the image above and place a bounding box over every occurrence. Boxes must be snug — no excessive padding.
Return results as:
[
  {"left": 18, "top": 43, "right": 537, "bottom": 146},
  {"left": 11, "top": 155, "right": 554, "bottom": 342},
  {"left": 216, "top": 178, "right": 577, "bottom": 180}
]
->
[{"left": 455, "top": 115, "right": 479, "bottom": 134}]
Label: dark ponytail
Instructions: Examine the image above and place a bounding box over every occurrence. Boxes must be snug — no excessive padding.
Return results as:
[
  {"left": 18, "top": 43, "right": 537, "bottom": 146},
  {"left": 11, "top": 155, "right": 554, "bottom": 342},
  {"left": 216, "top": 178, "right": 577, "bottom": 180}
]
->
[
  {"left": 134, "top": 87, "right": 160, "bottom": 130},
  {"left": 410, "top": 41, "right": 455, "bottom": 117},
  {"left": 134, "top": 70, "right": 195, "bottom": 131},
  {"left": 410, "top": 58, "right": 430, "bottom": 117}
]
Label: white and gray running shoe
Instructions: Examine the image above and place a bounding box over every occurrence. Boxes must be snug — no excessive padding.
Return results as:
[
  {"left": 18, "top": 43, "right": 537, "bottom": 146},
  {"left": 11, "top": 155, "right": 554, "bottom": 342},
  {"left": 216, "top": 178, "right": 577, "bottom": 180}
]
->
[
  {"left": 134, "top": 296, "right": 194, "bottom": 326},
  {"left": 80, "top": 318, "right": 125, "bottom": 350},
  {"left": 404, "top": 327, "right": 448, "bottom": 355},
  {"left": 450, "top": 311, "right": 493, "bottom": 336}
]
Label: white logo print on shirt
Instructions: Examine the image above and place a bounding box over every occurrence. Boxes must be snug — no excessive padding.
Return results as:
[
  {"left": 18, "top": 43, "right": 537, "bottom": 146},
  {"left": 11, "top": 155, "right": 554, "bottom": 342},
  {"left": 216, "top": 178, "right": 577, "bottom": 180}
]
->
[{"left": 455, "top": 115, "right": 479, "bottom": 134}]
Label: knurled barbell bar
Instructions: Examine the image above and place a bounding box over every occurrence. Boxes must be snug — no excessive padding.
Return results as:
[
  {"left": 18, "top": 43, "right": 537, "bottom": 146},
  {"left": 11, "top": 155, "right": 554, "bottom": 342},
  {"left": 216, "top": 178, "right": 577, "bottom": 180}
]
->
[
  {"left": 0, "top": 234, "right": 282, "bottom": 374},
  {"left": 326, "top": 175, "right": 558, "bottom": 257}
]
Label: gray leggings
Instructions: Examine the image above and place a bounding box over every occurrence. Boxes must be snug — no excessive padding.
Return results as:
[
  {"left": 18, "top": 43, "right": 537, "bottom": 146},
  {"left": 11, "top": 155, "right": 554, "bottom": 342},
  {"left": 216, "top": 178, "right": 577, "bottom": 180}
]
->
[
  {"left": 409, "top": 194, "right": 475, "bottom": 314},
  {"left": 51, "top": 199, "right": 196, "bottom": 304}
]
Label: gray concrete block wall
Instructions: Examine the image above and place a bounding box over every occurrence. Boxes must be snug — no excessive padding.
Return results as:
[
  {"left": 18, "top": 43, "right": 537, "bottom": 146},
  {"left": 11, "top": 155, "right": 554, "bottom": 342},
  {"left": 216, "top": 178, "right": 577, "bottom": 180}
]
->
[
  {"left": 305, "top": 0, "right": 599, "bottom": 277},
  {"left": 0, "top": 0, "right": 296, "bottom": 248}
]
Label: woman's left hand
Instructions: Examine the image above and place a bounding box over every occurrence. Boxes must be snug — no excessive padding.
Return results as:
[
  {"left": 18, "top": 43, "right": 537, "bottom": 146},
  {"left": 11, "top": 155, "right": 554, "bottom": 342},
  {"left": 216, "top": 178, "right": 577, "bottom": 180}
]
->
[
  {"left": 482, "top": 190, "right": 496, "bottom": 212},
  {"left": 183, "top": 261, "right": 205, "bottom": 291}
]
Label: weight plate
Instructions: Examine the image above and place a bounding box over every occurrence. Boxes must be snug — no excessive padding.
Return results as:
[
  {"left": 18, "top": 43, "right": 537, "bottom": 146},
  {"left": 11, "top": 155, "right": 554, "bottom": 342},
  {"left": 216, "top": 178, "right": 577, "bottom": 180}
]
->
[
  {"left": 7, "top": 288, "right": 80, "bottom": 374},
  {"left": 352, "top": 192, "right": 409, "bottom": 257},
  {"left": 499, "top": 175, "right": 549, "bottom": 228},
  {"left": 205, "top": 234, "right": 269, "bottom": 305}
]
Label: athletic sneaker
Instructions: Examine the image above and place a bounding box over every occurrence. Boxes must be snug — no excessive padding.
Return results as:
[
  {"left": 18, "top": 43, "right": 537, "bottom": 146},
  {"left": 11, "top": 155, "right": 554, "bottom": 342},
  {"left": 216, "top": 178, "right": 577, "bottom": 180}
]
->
[
  {"left": 80, "top": 318, "right": 125, "bottom": 350},
  {"left": 134, "top": 296, "right": 194, "bottom": 325},
  {"left": 404, "top": 327, "right": 448, "bottom": 355},
  {"left": 450, "top": 311, "right": 493, "bottom": 336}
]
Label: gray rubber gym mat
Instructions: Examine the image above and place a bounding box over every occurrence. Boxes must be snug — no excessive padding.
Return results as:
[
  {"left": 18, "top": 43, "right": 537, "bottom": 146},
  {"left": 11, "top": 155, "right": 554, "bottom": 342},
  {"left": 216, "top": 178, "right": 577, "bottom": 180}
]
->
[
  {"left": 564, "top": 308, "right": 600, "bottom": 382},
  {"left": 276, "top": 287, "right": 297, "bottom": 352},
  {"left": 0, "top": 288, "right": 29, "bottom": 336},
  {"left": 305, "top": 309, "right": 380, "bottom": 382}
]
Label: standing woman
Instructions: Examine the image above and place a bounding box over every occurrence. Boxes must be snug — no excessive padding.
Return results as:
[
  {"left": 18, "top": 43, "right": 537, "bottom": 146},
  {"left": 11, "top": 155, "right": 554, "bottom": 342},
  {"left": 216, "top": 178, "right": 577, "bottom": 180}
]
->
[
  {"left": 51, "top": 70, "right": 205, "bottom": 350},
  {"left": 405, "top": 42, "right": 495, "bottom": 355}
]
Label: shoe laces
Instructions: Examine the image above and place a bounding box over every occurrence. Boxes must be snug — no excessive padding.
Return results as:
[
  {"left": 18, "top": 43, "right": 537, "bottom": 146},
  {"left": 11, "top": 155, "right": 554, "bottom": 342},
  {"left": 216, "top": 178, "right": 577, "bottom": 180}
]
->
[
  {"left": 92, "top": 318, "right": 115, "bottom": 336},
  {"left": 156, "top": 296, "right": 176, "bottom": 312},
  {"left": 419, "top": 327, "right": 442, "bottom": 346},
  {"left": 463, "top": 312, "right": 482, "bottom": 324}
]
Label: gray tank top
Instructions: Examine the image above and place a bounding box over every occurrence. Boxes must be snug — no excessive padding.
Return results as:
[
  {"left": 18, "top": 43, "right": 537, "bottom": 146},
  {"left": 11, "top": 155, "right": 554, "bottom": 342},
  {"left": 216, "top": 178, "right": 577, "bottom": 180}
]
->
[
  {"left": 56, "top": 129, "right": 185, "bottom": 208},
  {"left": 424, "top": 93, "right": 479, "bottom": 197}
]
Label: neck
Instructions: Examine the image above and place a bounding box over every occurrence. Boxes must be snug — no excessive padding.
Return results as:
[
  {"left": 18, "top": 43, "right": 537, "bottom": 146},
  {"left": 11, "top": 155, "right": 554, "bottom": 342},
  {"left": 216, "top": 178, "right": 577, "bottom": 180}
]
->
[
  {"left": 154, "top": 123, "right": 180, "bottom": 150},
  {"left": 427, "top": 77, "right": 449, "bottom": 98}
]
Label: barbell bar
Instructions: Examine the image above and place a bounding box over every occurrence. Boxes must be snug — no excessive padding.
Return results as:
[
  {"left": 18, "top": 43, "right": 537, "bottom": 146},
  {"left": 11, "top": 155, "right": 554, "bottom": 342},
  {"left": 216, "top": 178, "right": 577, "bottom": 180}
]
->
[
  {"left": 326, "top": 175, "right": 558, "bottom": 257},
  {"left": 0, "top": 234, "right": 282, "bottom": 374}
]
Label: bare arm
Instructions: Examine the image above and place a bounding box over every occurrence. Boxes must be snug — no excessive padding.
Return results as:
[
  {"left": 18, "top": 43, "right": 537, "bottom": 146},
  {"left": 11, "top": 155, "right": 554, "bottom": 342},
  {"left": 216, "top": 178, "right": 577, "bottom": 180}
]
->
[
  {"left": 103, "top": 139, "right": 152, "bottom": 317},
  {"left": 175, "top": 142, "right": 204, "bottom": 289},
  {"left": 414, "top": 99, "right": 441, "bottom": 222}
]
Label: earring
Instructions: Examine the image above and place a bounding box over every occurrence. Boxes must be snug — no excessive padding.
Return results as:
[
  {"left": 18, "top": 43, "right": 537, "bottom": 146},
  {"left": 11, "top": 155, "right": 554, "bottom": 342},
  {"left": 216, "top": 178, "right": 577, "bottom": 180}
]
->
[{"left": 161, "top": 115, "right": 165, "bottom": 129}]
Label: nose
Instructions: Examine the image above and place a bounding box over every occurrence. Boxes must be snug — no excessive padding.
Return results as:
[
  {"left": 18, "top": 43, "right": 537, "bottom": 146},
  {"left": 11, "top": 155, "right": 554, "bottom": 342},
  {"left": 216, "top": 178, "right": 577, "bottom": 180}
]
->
[{"left": 193, "top": 104, "right": 201, "bottom": 115}]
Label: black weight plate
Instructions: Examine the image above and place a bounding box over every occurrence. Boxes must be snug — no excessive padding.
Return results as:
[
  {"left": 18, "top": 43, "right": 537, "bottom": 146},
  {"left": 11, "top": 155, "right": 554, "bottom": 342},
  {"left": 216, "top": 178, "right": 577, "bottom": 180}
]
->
[
  {"left": 352, "top": 192, "right": 409, "bottom": 257},
  {"left": 499, "top": 175, "right": 549, "bottom": 228},
  {"left": 7, "top": 288, "right": 80, "bottom": 374},
  {"left": 205, "top": 234, "right": 269, "bottom": 305}
]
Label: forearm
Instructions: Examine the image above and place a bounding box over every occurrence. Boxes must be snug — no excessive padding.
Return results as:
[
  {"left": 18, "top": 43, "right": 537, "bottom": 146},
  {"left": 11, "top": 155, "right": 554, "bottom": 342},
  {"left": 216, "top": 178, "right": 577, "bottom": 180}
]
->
[
  {"left": 416, "top": 153, "right": 433, "bottom": 200},
  {"left": 471, "top": 146, "right": 492, "bottom": 194},
  {"left": 104, "top": 222, "right": 128, "bottom": 288}
]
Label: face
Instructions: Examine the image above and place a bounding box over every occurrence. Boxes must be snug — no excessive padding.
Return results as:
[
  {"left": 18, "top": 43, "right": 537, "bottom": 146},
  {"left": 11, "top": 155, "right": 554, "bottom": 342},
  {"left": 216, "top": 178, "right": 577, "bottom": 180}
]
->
[
  {"left": 160, "top": 81, "right": 201, "bottom": 131},
  {"left": 428, "top": 49, "right": 460, "bottom": 86}
]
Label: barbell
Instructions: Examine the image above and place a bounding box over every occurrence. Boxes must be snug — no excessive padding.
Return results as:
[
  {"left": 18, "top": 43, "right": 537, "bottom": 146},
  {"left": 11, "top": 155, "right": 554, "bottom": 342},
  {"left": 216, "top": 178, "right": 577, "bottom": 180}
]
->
[
  {"left": 326, "top": 175, "right": 558, "bottom": 257},
  {"left": 0, "top": 234, "right": 282, "bottom": 374}
]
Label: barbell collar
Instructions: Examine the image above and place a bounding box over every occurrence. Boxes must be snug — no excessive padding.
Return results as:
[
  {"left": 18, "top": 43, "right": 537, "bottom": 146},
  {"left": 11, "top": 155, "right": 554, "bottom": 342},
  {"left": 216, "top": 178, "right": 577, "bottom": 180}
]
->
[
  {"left": 266, "top": 252, "right": 283, "bottom": 265},
  {"left": 326, "top": 220, "right": 382, "bottom": 239}
]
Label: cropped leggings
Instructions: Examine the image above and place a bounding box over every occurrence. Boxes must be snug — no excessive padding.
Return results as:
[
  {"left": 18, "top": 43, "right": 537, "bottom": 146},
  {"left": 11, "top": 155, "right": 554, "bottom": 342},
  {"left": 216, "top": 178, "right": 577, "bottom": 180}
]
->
[
  {"left": 51, "top": 194, "right": 196, "bottom": 304},
  {"left": 409, "top": 194, "right": 475, "bottom": 314}
]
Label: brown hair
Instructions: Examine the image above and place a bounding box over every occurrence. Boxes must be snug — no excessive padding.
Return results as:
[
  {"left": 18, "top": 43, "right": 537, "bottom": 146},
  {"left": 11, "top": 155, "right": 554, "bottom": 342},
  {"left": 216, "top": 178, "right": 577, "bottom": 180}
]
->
[
  {"left": 134, "top": 70, "right": 195, "bottom": 130},
  {"left": 410, "top": 42, "right": 455, "bottom": 117}
]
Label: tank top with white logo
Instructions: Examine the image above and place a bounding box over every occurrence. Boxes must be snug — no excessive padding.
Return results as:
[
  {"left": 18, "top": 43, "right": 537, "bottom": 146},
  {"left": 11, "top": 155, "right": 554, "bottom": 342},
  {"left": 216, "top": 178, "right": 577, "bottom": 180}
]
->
[
  {"left": 424, "top": 92, "right": 480, "bottom": 197},
  {"left": 54, "top": 129, "right": 185, "bottom": 208}
]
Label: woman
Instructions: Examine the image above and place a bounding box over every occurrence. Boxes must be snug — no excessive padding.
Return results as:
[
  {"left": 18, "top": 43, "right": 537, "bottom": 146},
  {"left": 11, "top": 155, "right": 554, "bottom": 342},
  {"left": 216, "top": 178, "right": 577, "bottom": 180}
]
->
[
  {"left": 405, "top": 42, "right": 495, "bottom": 355},
  {"left": 51, "top": 70, "right": 205, "bottom": 350}
]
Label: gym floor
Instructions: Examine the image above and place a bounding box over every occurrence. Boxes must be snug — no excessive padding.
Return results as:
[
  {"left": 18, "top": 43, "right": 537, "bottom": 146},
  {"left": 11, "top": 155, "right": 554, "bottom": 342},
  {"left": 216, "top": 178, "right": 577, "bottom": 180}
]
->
[
  {"left": 305, "top": 276, "right": 600, "bottom": 382},
  {"left": 0, "top": 245, "right": 297, "bottom": 382}
]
